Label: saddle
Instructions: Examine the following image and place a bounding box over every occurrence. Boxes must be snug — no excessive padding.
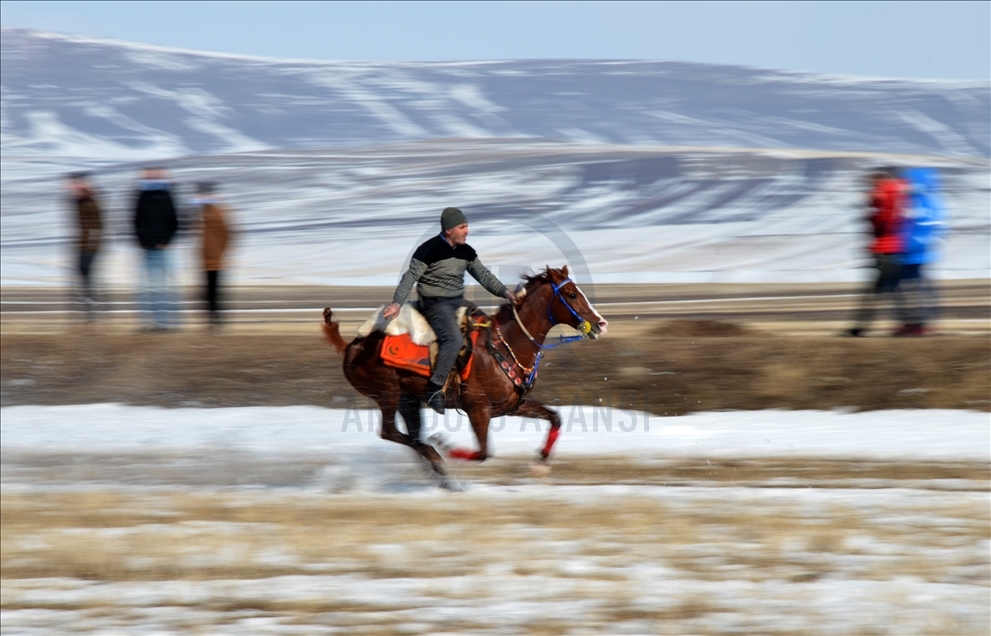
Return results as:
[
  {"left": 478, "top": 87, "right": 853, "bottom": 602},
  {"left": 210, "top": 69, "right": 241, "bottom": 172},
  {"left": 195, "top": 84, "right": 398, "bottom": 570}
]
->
[{"left": 357, "top": 302, "right": 488, "bottom": 380}]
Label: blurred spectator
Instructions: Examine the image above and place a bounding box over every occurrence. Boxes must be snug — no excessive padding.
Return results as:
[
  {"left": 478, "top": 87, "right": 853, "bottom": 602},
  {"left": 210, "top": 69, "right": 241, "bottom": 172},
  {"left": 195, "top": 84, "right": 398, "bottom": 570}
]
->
[
  {"left": 66, "top": 172, "right": 103, "bottom": 318},
  {"left": 896, "top": 167, "right": 947, "bottom": 336},
  {"left": 193, "top": 182, "right": 232, "bottom": 327},
  {"left": 846, "top": 168, "right": 911, "bottom": 337},
  {"left": 133, "top": 167, "right": 180, "bottom": 332}
]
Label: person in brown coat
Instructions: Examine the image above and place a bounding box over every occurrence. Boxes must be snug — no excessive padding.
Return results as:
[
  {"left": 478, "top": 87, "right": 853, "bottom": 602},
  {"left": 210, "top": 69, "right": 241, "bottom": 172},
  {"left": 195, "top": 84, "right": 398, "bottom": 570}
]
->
[
  {"left": 194, "top": 182, "right": 232, "bottom": 326},
  {"left": 67, "top": 172, "right": 103, "bottom": 314}
]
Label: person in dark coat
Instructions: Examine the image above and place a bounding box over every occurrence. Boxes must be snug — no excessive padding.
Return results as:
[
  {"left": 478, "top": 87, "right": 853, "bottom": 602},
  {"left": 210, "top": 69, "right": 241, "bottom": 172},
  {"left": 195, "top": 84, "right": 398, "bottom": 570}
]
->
[
  {"left": 67, "top": 172, "right": 103, "bottom": 317},
  {"left": 133, "top": 167, "right": 180, "bottom": 331},
  {"left": 193, "top": 182, "right": 232, "bottom": 327}
]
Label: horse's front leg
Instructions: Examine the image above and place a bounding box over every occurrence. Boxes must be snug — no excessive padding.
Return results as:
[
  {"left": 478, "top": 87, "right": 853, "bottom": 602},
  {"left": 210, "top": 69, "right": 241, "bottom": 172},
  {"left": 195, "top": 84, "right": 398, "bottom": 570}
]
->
[
  {"left": 443, "top": 402, "right": 492, "bottom": 462},
  {"left": 512, "top": 399, "right": 563, "bottom": 463}
]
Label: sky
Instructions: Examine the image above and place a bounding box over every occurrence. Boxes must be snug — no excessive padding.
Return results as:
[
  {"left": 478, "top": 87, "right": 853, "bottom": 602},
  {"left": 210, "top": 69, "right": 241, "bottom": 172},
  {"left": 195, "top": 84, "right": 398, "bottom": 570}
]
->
[{"left": 1, "top": 1, "right": 989, "bottom": 80}]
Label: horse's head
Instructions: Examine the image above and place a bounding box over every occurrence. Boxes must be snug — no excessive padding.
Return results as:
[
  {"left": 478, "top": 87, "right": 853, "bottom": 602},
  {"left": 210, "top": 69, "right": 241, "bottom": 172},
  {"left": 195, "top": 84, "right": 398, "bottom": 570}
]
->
[{"left": 519, "top": 266, "right": 608, "bottom": 339}]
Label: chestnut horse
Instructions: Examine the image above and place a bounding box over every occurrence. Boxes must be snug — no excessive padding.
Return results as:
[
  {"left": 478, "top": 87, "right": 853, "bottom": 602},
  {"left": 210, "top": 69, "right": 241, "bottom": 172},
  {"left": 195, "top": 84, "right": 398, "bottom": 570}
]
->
[{"left": 322, "top": 266, "right": 607, "bottom": 478}]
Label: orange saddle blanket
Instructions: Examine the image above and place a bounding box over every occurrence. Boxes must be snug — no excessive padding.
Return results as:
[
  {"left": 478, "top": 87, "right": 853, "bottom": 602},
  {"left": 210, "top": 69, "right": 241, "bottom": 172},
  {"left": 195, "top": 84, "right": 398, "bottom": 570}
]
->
[{"left": 380, "top": 330, "right": 480, "bottom": 379}]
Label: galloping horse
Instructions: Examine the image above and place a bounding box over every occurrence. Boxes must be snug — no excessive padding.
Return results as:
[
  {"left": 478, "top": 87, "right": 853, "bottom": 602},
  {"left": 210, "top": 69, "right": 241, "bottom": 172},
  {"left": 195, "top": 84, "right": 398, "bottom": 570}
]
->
[{"left": 322, "top": 266, "right": 607, "bottom": 477}]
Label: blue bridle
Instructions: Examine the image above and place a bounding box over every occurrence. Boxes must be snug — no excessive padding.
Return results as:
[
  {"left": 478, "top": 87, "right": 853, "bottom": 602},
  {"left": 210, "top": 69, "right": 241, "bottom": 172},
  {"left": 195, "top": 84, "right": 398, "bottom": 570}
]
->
[
  {"left": 535, "top": 278, "right": 594, "bottom": 350},
  {"left": 547, "top": 278, "right": 592, "bottom": 348},
  {"left": 502, "top": 277, "right": 594, "bottom": 388}
]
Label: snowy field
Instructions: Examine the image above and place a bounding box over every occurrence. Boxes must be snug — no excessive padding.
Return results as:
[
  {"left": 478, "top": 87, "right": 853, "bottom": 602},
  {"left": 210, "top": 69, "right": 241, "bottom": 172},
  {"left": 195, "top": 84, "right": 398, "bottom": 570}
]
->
[
  {"left": 2, "top": 405, "right": 988, "bottom": 635},
  {"left": 2, "top": 404, "right": 989, "bottom": 463}
]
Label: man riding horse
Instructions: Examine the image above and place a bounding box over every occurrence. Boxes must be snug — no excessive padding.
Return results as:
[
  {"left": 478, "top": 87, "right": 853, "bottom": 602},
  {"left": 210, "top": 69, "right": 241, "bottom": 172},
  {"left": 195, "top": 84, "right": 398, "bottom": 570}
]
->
[{"left": 383, "top": 207, "right": 516, "bottom": 414}]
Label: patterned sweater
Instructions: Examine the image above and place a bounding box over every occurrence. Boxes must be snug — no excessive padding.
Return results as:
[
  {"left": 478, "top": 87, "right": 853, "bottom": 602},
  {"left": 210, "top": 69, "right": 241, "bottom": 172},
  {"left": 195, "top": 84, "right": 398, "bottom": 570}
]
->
[{"left": 392, "top": 234, "right": 508, "bottom": 304}]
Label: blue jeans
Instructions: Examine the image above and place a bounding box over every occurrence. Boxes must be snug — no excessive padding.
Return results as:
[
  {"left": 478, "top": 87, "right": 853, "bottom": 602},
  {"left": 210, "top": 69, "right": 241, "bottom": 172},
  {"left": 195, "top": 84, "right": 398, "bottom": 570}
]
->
[
  {"left": 900, "top": 263, "right": 940, "bottom": 325},
  {"left": 141, "top": 248, "right": 179, "bottom": 328}
]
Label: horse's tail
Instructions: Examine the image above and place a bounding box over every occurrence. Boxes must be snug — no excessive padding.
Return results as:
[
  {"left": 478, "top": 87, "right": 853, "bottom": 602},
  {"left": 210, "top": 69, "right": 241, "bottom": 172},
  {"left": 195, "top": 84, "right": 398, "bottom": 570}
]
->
[{"left": 322, "top": 308, "right": 348, "bottom": 353}]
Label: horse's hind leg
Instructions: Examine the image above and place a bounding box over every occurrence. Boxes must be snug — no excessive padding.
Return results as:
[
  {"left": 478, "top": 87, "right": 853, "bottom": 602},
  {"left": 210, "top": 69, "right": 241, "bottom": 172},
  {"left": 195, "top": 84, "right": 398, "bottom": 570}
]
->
[
  {"left": 398, "top": 390, "right": 446, "bottom": 474},
  {"left": 377, "top": 392, "right": 410, "bottom": 446},
  {"left": 398, "top": 391, "right": 422, "bottom": 443}
]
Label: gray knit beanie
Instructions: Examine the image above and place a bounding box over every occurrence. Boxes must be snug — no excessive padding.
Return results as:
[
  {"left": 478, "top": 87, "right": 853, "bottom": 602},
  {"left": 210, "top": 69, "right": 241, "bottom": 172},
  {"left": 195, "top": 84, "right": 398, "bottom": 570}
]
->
[{"left": 440, "top": 207, "right": 467, "bottom": 231}]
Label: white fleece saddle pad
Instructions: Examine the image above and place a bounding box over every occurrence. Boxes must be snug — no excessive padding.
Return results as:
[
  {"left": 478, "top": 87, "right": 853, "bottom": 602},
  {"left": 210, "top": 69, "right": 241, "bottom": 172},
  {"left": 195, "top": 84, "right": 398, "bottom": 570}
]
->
[{"left": 356, "top": 303, "right": 468, "bottom": 346}]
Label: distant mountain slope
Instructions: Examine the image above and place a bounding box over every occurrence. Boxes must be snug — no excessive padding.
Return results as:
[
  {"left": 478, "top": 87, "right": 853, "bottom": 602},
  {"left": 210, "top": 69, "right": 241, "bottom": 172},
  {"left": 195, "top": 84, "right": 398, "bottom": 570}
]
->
[
  {"left": 2, "top": 139, "right": 987, "bottom": 287},
  {"left": 2, "top": 27, "right": 989, "bottom": 160},
  {"left": 2, "top": 29, "right": 987, "bottom": 287}
]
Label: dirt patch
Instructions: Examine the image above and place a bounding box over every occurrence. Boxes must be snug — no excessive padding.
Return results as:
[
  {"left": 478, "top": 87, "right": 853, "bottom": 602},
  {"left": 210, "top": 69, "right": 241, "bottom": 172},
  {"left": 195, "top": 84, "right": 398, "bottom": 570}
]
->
[
  {"left": 1, "top": 330, "right": 988, "bottom": 414},
  {"left": 652, "top": 319, "right": 762, "bottom": 338}
]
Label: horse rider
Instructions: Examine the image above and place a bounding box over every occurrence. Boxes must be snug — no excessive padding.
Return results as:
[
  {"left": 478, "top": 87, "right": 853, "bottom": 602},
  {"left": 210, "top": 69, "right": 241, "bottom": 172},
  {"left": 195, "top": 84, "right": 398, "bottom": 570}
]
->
[{"left": 384, "top": 207, "right": 515, "bottom": 414}]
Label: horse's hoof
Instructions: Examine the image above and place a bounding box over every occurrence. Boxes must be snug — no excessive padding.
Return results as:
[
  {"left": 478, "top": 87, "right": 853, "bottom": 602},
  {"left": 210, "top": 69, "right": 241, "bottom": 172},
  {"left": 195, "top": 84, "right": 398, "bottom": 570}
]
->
[
  {"left": 418, "top": 447, "right": 445, "bottom": 470},
  {"left": 435, "top": 474, "right": 469, "bottom": 492},
  {"left": 449, "top": 447, "right": 486, "bottom": 461},
  {"left": 529, "top": 460, "right": 552, "bottom": 478}
]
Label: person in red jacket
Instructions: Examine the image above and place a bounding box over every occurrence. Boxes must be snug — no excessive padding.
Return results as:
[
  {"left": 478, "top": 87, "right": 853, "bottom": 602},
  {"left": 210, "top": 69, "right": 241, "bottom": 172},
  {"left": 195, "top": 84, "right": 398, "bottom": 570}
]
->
[{"left": 846, "top": 169, "right": 909, "bottom": 337}]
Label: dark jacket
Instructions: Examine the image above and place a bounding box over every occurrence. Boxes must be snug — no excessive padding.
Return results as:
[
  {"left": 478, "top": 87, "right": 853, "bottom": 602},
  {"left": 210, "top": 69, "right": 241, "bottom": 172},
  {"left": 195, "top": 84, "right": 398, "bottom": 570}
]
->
[
  {"left": 134, "top": 184, "right": 179, "bottom": 249},
  {"left": 75, "top": 191, "right": 103, "bottom": 254},
  {"left": 392, "top": 234, "right": 508, "bottom": 305}
]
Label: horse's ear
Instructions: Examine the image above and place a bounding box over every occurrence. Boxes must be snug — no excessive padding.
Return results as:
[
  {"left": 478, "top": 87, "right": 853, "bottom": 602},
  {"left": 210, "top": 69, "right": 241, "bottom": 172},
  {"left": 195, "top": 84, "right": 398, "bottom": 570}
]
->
[{"left": 561, "top": 264, "right": 569, "bottom": 277}]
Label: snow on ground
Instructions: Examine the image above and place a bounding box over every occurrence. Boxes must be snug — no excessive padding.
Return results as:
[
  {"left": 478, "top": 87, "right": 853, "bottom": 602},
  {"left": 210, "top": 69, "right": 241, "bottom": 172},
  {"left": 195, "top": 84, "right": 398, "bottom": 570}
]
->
[
  {"left": 2, "top": 404, "right": 988, "bottom": 462},
  {"left": 2, "top": 406, "right": 988, "bottom": 635},
  {"left": 3, "top": 565, "right": 988, "bottom": 636}
]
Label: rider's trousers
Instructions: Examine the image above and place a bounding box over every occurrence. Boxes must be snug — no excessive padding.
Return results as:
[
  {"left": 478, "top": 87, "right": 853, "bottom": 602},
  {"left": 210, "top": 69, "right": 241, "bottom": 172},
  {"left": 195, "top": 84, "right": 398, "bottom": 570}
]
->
[{"left": 419, "top": 295, "right": 463, "bottom": 386}]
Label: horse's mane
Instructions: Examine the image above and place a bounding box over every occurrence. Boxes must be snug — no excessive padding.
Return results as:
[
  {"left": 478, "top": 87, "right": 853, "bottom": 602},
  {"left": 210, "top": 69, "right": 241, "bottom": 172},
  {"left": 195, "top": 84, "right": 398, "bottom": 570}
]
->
[
  {"left": 491, "top": 267, "right": 559, "bottom": 321},
  {"left": 520, "top": 267, "right": 558, "bottom": 287}
]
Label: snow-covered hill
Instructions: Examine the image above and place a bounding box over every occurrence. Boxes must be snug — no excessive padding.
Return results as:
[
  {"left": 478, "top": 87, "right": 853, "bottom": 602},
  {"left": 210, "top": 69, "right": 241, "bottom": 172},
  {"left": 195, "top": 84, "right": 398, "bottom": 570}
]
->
[
  {"left": 1, "top": 29, "right": 988, "bottom": 287},
  {"left": 2, "top": 27, "right": 989, "bottom": 160}
]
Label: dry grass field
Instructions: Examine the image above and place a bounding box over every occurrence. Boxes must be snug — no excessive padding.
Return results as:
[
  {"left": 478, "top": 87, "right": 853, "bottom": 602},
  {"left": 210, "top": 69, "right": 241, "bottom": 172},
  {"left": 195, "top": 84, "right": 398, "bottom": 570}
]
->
[
  {"left": 2, "top": 464, "right": 989, "bottom": 635},
  {"left": 4, "top": 280, "right": 988, "bottom": 413},
  {"left": 2, "top": 326, "right": 988, "bottom": 414}
]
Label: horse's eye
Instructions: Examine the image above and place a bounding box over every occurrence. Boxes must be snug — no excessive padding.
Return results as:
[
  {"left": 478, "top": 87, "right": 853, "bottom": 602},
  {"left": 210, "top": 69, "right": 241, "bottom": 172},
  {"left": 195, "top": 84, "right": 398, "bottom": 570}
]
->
[{"left": 569, "top": 293, "right": 577, "bottom": 300}]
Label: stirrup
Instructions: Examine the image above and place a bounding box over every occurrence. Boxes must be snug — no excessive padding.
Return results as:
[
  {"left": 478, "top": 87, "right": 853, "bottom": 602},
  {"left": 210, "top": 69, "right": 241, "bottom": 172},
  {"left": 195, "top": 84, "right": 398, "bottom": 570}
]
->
[
  {"left": 421, "top": 382, "right": 445, "bottom": 415},
  {"left": 426, "top": 389, "right": 445, "bottom": 414}
]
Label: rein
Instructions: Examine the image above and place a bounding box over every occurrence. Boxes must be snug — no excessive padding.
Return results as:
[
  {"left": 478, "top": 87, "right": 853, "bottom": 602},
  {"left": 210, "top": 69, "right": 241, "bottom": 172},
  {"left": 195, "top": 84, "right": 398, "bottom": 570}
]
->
[
  {"left": 510, "top": 301, "right": 539, "bottom": 344},
  {"left": 490, "top": 276, "right": 593, "bottom": 395}
]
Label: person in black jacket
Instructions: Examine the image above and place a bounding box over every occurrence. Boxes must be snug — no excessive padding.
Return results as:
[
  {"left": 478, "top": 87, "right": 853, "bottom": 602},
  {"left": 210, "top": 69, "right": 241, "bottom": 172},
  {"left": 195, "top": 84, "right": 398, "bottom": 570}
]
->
[
  {"left": 133, "top": 167, "right": 180, "bottom": 331},
  {"left": 384, "top": 207, "right": 515, "bottom": 413}
]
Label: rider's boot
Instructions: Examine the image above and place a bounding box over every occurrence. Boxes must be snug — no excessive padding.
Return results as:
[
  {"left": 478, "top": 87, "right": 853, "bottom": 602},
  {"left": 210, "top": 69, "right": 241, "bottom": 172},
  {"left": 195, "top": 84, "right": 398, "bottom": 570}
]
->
[{"left": 421, "top": 380, "right": 446, "bottom": 415}]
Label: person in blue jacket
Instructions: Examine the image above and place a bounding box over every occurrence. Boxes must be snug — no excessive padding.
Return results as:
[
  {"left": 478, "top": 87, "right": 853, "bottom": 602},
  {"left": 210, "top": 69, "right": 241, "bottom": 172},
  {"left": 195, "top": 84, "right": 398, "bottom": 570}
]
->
[{"left": 896, "top": 167, "right": 946, "bottom": 336}]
